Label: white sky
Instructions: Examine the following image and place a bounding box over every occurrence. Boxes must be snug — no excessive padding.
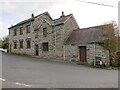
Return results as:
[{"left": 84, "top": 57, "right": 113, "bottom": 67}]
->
[{"left": 0, "top": 0, "right": 119, "bottom": 38}]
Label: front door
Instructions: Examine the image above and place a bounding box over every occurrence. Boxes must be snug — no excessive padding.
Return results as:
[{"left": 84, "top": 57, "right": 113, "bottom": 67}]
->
[
  {"left": 35, "top": 44, "right": 39, "bottom": 56},
  {"left": 79, "top": 46, "right": 87, "bottom": 62}
]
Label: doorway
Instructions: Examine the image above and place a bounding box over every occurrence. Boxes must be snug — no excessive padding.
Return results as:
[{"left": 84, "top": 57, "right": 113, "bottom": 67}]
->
[
  {"left": 35, "top": 44, "right": 39, "bottom": 56},
  {"left": 79, "top": 46, "right": 87, "bottom": 62}
]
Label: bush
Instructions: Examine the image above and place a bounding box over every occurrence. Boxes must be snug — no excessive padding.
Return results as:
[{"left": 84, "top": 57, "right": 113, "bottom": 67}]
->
[{"left": 112, "top": 51, "right": 120, "bottom": 67}]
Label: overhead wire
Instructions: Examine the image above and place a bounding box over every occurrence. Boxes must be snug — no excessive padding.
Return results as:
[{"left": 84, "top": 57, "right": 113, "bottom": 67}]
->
[{"left": 75, "top": 0, "right": 118, "bottom": 8}]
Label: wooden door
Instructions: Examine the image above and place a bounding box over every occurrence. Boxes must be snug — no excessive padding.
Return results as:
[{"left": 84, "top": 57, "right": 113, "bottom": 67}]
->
[{"left": 79, "top": 46, "right": 87, "bottom": 62}]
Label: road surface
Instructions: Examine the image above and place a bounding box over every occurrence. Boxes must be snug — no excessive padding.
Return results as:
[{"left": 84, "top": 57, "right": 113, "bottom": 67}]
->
[{"left": 1, "top": 52, "right": 118, "bottom": 88}]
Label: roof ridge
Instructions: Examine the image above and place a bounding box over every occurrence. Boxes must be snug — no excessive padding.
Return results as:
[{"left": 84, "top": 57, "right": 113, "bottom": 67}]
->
[
  {"left": 8, "top": 11, "right": 50, "bottom": 29},
  {"left": 53, "top": 14, "right": 72, "bottom": 21},
  {"left": 34, "top": 11, "right": 48, "bottom": 18},
  {"left": 79, "top": 23, "right": 113, "bottom": 30}
]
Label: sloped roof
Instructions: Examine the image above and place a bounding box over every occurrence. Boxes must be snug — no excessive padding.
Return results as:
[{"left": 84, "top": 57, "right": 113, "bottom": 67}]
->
[
  {"left": 8, "top": 12, "right": 51, "bottom": 29},
  {"left": 65, "top": 27, "right": 105, "bottom": 44},
  {"left": 53, "top": 14, "right": 72, "bottom": 26},
  {"left": 8, "top": 12, "right": 73, "bottom": 29}
]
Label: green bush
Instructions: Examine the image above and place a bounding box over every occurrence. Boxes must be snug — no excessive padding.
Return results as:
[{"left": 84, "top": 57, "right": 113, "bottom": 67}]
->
[{"left": 2, "top": 37, "right": 9, "bottom": 49}]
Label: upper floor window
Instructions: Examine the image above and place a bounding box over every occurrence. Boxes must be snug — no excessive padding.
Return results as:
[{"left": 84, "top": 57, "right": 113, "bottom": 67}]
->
[
  {"left": 26, "top": 25, "right": 30, "bottom": 33},
  {"left": 43, "top": 27, "right": 47, "bottom": 37},
  {"left": 14, "top": 29, "right": 17, "bottom": 36},
  {"left": 35, "top": 33, "right": 38, "bottom": 38},
  {"left": 19, "top": 40, "right": 23, "bottom": 48},
  {"left": 42, "top": 42, "right": 49, "bottom": 51},
  {"left": 13, "top": 41, "right": 17, "bottom": 49},
  {"left": 20, "top": 27, "right": 23, "bottom": 35}
]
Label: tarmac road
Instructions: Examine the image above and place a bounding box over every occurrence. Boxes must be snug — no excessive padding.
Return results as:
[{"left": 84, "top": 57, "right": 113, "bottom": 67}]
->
[{"left": 1, "top": 52, "right": 118, "bottom": 88}]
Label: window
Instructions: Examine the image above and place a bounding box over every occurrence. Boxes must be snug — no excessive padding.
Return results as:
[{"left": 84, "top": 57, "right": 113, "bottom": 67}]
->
[
  {"left": 20, "top": 40, "right": 23, "bottom": 48},
  {"left": 14, "top": 29, "right": 17, "bottom": 36},
  {"left": 42, "top": 42, "right": 48, "bottom": 51},
  {"left": 26, "top": 25, "right": 30, "bottom": 33},
  {"left": 43, "top": 27, "right": 47, "bottom": 37},
  {"left": 26, "top": 40, "right": 31, "bottom": 48},
  {"left": 35, "top": 33, "right": 38, "bottom": 38},
  {"left": 13, "top": 41, "right": 17, "bottom": 49},
  {"left": 20, "top": 27, "right": 23, "bottom": 35}
]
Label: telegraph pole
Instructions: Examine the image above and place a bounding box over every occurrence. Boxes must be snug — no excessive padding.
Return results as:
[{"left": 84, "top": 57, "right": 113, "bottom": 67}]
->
[{"left": 118, "top": 2, "right": 120, "bottom": 51}]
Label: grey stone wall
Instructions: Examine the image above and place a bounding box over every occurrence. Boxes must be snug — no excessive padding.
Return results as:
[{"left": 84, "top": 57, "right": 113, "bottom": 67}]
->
[
  {"left": 86, "top": 44, "right": 109, "bottom": 65},
  {"left": 9, "top": 20, "right": 35, "bottom": 55},
  {"left": 64, "top": 45, "right": 78, "bottom": 62},
  {"left": 53, "top": 16, "right": 79, "bottom": 60},
  {"left": 64, "top": 44, "right": 110, "bottom": 66},
  {"left": 9, "top": 13, "right": 110, "bottom": 66}
]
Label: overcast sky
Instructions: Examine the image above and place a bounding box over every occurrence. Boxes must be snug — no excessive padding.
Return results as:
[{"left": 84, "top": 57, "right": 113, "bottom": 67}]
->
[{"left": 0, "top": 0, "right": 119, "bottom": 38}]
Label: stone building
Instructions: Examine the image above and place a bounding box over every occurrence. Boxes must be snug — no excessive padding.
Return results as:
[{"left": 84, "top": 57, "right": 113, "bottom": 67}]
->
[{"left": 8, "top": 11, "right": 110, "bottom": 66}]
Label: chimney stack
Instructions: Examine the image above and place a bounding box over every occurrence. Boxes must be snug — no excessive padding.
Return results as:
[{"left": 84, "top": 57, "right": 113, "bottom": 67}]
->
[
  {"left": 31, "top": 13, "right": 34, "bottom": 18},
  {"left": 60, "top": 11, "right": 65, "bottom": 18}
]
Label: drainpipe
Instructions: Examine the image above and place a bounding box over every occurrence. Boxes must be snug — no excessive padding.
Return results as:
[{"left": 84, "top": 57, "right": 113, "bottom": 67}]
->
[
  {"left": 63, "top": 45, "right": 66, "bottom": 61},
  {"left": 54, "top": 26, "right": 57, "bottom": 58},
  {"left": 93, "top": 42, "right": 96, "bottom": 65},
  {"left": 118, "top": 3, "right": 120, "bottom": 51}
]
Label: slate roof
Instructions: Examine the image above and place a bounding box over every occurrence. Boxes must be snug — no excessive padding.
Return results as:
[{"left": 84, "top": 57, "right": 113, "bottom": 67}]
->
[
  {"left": 8, "top": 12, "right": 72, "bottom": 29},
  {"left": 53, "top": 14, "right": 72, "bottom": 26},
  {"left": 9, "top": 18, "right": 34, "bottom": 29},
  {"left": 65, "top": 27, "right": 105, "bottom": 44}
]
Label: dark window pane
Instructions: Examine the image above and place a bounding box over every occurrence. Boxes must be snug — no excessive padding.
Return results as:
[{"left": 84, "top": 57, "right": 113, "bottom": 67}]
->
[
  {"left": 26, "top": 25, "right": 30, "bottom": 33},
  {"left": 43, "top": 42, "right": 48, "bottom": 51},
  {"left": 27, "top": 40, "right": 31, "bottom": 48},
  {"left": 14, "top": 29, "right": 17, "bottom": 36},
  {"left": 20, "top": 40, "right": 23, "bottom": 48},
  {"left": 14, "top": 42, "right": 17, "bottom": 49},
  {"left": 20, "top": 27, "right": 23, "bottom": 35},
  {"left": 43, "top": 27, "right": 47, "bottom": 37}
]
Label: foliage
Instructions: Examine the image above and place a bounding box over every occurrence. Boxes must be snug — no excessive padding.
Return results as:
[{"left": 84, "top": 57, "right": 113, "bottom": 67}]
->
[
  {"left": 113, "top": 51, "right": 120, "bottom": 67},
  {"left": 0, "top": 39, "right": 2, "bottom": 48},
  {"left": 97, "top": 22, "right": 118, "bottom": 66},
  {"left": 119, "top": 37, "right": 120, "bottom": 50},
  {"left": 2, "top": 36, "right": 9, "bottom": 49}
]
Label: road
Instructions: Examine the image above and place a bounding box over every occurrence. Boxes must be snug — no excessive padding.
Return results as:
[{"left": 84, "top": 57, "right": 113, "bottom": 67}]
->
[{"left": 1, "top": 52, "right": 118, "bottom": 88}]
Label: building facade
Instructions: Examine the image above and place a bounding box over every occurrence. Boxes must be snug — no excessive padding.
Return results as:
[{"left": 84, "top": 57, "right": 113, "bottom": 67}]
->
[{"left": 8, "top": 12, "right": 110, "bottom": 66}]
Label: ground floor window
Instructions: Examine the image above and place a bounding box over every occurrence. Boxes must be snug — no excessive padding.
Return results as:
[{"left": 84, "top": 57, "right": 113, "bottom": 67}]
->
[
  {"left": 26, "top": 40, "right": 31, "bottom": 48},
  {"left": 20, "top": 40, "right": 23, "bottom": 48},
  {"left": 42, "top": 42, "right": 49, "bottom": 51},
  {"left": 13, "top": 41, "right": 17, "bottom": 49}
]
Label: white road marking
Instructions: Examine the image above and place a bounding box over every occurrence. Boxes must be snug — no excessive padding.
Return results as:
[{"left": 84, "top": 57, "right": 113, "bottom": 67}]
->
[
  {"left": 0, "top": 78, "right": 6, "bottom": 81},
  {"left": 15, "top": 82, "right": 32, "bottom": 87},
  {"left": 0, "top": 78, "right": 32, "bottom": 87}
]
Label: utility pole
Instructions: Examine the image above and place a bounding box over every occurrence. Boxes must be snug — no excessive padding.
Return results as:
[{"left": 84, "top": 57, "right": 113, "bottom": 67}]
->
[
  {"left": 118, "top": 2, "right": 120, "bottom": 51},
  {"left": 93, "top": 42, "right": 96, "bottom": 66}
]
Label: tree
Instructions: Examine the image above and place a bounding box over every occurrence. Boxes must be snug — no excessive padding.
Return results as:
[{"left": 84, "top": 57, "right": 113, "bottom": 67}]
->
[
  {"left": 97, "top": 21, "right": 118, "bottom": 66},
  {"left": 2, "top": 36, "right": 9, "bottom": 49},
  {"left": 0, "top": 39, "right": 2, "bottom": 48}
]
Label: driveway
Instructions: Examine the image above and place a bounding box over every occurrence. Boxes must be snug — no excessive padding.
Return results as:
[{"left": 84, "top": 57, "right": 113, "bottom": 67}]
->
[{"left": 1, "top": 52, "right": 118, "bottom": 88}]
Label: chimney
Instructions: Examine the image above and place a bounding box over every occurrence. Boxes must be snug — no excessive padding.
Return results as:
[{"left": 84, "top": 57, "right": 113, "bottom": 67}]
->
[
  {"left": 31, "top": 13, "right": 34, "bottom": 18},
  {"left": 60, "top": 11, "right": 65, "bottom": 18}
]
